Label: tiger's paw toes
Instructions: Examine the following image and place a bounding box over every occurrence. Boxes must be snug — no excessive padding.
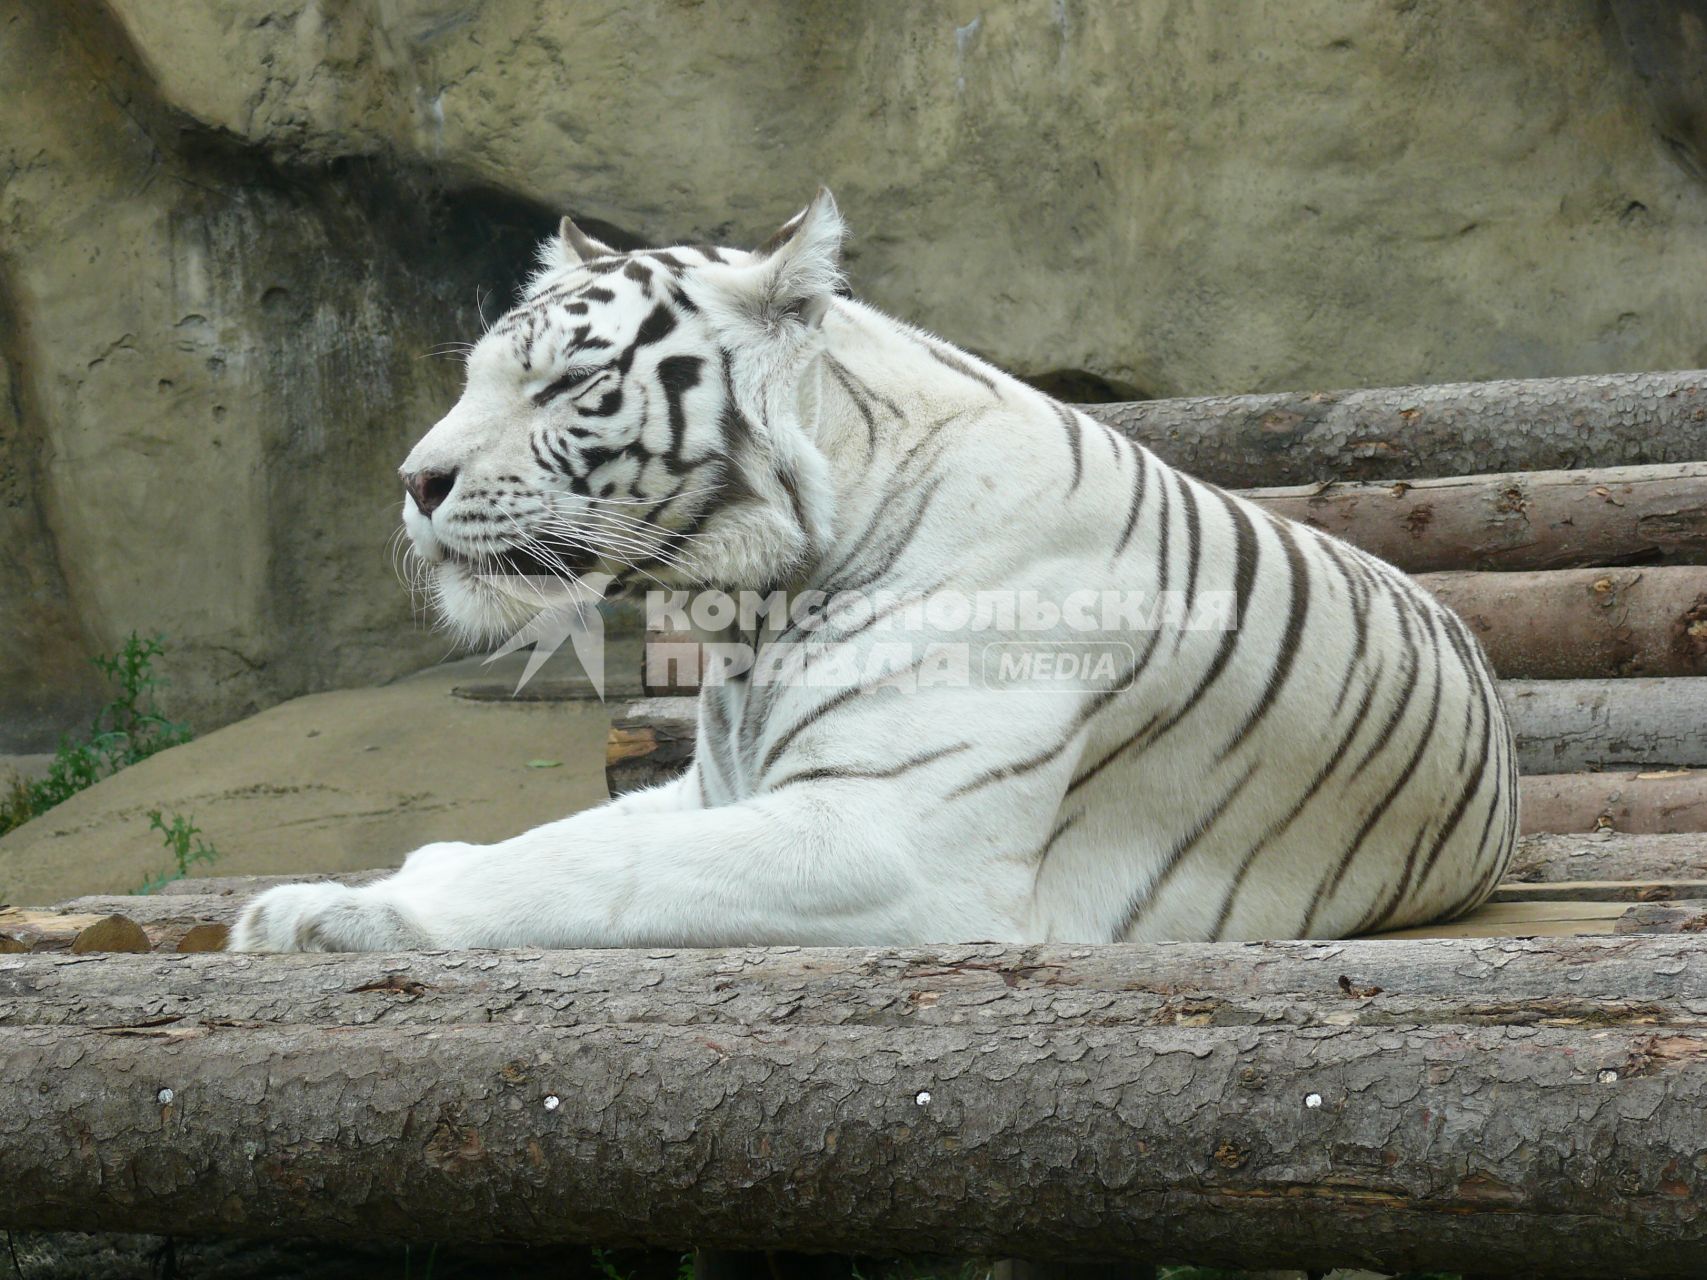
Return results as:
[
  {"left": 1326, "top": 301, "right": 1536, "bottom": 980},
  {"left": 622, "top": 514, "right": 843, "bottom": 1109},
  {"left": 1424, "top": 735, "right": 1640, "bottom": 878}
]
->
[{"left": 229, "top": 883, "right": 432, "bottom": 953}]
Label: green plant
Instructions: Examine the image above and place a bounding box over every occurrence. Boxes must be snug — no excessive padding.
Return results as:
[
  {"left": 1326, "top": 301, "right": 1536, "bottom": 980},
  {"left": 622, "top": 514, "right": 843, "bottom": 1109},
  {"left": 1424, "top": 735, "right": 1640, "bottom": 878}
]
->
[
  {"left": 0, "top": 633, "right": 192, "bottom": 837},
  {"left": 137, "top": 808, "right": 219, "bottom": 894},
  {"left": 590, "top": 1247, "right": 695, "bottom": 1280}
]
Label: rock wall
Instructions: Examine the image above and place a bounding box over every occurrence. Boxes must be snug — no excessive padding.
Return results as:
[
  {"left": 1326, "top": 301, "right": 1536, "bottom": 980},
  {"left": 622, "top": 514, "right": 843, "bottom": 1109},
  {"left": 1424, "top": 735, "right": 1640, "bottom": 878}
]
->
[{"left": 3, "top": 0, "right": 1706, "bottom": 741}]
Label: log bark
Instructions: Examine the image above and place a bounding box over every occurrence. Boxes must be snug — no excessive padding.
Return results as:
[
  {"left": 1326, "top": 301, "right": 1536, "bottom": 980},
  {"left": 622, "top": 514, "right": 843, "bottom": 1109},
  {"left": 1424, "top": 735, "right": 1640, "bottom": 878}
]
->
[
  {"left": 1241, "top": 461, "right": 1707, "bottom": 573},
  {"left": 1083, "top": 369, "right": 1707, "bottom": 488},
  {"left": 1, "top": 939, "right": 1704, "bottom": 1274},
  {"left": 606, "top": 696, "right": 698, "bottom": 796},
  {"left": 1617, "top": 901, "right": 1707, "bottom": 933},
  {"left": 1505, "top": 831, "right": 1707, "bottom": 882},
  {"left": 1504, "top": 678, "right": 1707, "bottom": 772},
  {"left": 1418, "top": 566, "right": 1707, "bottom": 679},
  {"left": 0, "top": 908, "right": 222, "bottom": 954},
  {"left": 3, "top": 936, "right": 1704, "bottom": 1031},
  {"left": 1520, "top": 768, "right": 1707, "bottom": 834}
]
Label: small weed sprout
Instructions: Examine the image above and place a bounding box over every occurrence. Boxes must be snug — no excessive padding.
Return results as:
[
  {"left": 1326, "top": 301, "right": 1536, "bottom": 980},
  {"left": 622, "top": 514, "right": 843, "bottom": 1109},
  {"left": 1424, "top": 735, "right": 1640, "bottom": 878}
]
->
[
  {"left": 137, "top": 808, "right": 220, "bottom": 894},
  {"left": 0, "top": 633, "right": 192, "bottom": 837}
]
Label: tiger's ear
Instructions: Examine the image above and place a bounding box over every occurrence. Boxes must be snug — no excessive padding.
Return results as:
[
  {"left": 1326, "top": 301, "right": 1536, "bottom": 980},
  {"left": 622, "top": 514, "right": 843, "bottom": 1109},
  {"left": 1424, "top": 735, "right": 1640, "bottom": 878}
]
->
[
  {"left": 738, "top": 189, "right": 846, "bottom": 330},
  {"left": 542, "top": 215, "right": 617, "bottom": 271}
]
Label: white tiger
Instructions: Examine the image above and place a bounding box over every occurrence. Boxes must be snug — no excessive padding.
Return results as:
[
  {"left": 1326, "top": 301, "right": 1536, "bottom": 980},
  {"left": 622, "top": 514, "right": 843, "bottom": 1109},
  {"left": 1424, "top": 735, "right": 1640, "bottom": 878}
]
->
[{"left": 231, "top": 191, "right": 1516, "bottom": 953}]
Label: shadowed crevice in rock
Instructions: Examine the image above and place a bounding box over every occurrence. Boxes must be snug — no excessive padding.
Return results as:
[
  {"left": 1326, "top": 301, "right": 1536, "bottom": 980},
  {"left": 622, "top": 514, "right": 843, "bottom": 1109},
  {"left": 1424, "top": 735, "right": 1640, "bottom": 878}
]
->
[
  {"left": 0, "top": 259, "right": 107, "bottom": 752},
  {"left": 1020, "top": 368, "right": 1153, "bottom": 404},
  {"left": 1610, "top": 0, "right": 1707, "bottom": 180},
  {"left": 2, "top": 0, "right": 658, "bottom": 733}
]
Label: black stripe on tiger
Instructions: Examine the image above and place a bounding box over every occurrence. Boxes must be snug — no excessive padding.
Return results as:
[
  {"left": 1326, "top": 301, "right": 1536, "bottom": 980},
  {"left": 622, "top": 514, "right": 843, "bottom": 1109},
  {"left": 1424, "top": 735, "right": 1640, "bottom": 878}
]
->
[
  {"left": 965, "top": 481, "right": 1182, "bottom": 802},
  {"left": 699, "top": 686, "right": 740, "bottom": 795},
  {"left": 1171, "top": 478, "right": 1202, "bottom": 653},
  {"left": 757, "top": 652, "right": 932, "bottom": 782},
  {"left": 655, "top": 354, "right": 705, "bottom": 463},
  {"left": 1299, "top": 597, "right": 1446, "bottom": 936},
  {"left": 822, "top": 472, "right": 948, "bottom": 596},
  {"left": 1121, "top": 484, "right": 1259, "bottom": 759},
  {"left": 1207, "top": 649, "right": 1390, "bottom": 940},
  {"left": 1344, "top": 586, "right": 1424, "bottom": 783},
  {"left": 1215, "top": 513, "right": 1309, "bottom": 761},
  {"left": 824, "top": 354, "right": 904, "bottom": 420},
  {"left": 824, "top": 356, "right": 879, "bottom": 456},
  {"left": 768, "top": 742, "right": 972, "bottom": 791},
  {"left": 1116, "top": 760, "right": 1260, "bottom": 938},
  {"left": 1034, "top": 810, "right": 1083, "bottom": 871},
  {"left": 1051, "top": 401, "right": 1084, "bottom": 494},
  {"left": 1113, "top": 446, "right": 1150, "bottom": 559},
  {"left": 921, "top": 341, "right": 999, "bottom": 393},
  {"left": 1435, "top": 744, "right": 1515, "bottom": 921}
]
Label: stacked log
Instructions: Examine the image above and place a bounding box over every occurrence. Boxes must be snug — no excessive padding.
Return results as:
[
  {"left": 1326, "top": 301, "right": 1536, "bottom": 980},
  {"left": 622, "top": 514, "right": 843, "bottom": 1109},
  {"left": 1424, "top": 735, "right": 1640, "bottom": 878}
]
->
[
  {"left": 1082, "top": 369, "right": 1707, "bottom": 489},
  {"left": 1243, "top": 461, "right": 1707, "bottom": 572},
  {"left": 2, "top": 926, "right": 1705, "bottom": 1274}
]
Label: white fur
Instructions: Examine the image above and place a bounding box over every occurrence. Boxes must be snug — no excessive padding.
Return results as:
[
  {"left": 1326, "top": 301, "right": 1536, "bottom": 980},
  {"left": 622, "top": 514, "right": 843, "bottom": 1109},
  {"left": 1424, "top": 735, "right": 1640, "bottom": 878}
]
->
[{"left": 232, "top": 194, "right": 1515, "bottom": 953}]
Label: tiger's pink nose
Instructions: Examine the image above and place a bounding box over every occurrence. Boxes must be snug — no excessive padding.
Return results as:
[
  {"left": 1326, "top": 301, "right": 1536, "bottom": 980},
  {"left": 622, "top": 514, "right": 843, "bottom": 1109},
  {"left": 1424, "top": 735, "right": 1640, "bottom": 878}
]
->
[{"left": 403, "top": 468, "right": 457, "bottom": 518}]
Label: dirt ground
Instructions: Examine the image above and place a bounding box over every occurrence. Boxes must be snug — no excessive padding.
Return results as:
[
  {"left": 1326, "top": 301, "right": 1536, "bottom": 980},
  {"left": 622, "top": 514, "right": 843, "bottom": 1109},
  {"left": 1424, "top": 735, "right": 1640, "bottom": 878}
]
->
[{"left": 0, "top": 648, "right": 644, "bottom": 908}]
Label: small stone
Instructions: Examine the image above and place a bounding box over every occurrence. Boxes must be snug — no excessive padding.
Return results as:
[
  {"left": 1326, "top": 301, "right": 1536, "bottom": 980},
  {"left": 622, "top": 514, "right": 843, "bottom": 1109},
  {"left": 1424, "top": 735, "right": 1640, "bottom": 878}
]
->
[
  {"left": 543, "top": 1094, "right": 561, "bottom": 1110},
  {"left": 156, "top": 1087, "right": 175, "bottom": 1105},
  {"left": 1304, "top": 1092, "right": 1323, "bottom": 1109},
  {"left": 914, "top": 1090, "right": 932, "bottom": 1106}
]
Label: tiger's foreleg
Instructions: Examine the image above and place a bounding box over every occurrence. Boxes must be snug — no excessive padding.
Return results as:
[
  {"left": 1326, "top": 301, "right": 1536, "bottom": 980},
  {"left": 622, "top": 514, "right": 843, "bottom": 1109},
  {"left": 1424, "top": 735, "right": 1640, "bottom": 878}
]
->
[{"left": 227, "top": 768, "right": 1002, "bottom": 951}]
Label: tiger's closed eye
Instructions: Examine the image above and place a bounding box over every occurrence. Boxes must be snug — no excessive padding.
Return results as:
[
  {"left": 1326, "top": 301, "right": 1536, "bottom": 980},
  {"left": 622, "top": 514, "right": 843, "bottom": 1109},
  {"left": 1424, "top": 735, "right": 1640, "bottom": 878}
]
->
[{"left": 533, "top": 366, "right": 605, "bottom": 406}]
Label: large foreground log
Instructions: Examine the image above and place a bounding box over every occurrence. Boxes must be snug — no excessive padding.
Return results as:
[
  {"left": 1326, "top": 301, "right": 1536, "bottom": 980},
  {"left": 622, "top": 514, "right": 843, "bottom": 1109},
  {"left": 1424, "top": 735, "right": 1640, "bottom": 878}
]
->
[
  {"left": 1243, "top": 461, "right": 1707, "bottom": 572},
  {"left": 1, "top": 939, "right": 1704, "bottom": 1275},
  {"left": 1084, "top": 369, "right": 1707, "bottom": 487},
  {"left": 2, "top": 936, "right": 1703, "bottom": 1030}
]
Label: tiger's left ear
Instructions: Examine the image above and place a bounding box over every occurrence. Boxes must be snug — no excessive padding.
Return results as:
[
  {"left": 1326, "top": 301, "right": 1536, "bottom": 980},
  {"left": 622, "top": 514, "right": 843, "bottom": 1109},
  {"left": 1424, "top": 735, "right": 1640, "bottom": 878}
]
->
[
  {"left": 539, "top": 215, "right": 617, "bottom": 273},
  {"left": 740, "top": 188, "right": 846, "bottom": 330}
]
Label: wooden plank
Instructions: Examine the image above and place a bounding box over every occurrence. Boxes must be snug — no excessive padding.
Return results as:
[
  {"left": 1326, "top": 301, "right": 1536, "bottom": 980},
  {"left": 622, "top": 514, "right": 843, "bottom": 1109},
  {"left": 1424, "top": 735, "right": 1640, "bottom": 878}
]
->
[
  {"left": 157, "top": 832, "right": 1693, "bottom": 901},
  {"left": 1371, "top": 898, "right": 1695, "bottom": 939},
  {"left": 605, "top": 696, "right": 699, "bottom": 797},
  {"left": 0, "top": 911, "right": 151, "bottom": 954},
  {"left": 1487, "top": 879, "right": 1707, "bottom": 903},
  {"left": 0, "top": 901, "right": 230, "bottom": 953},
  {"left": 151, "top": 869, "right": 389, "bottom": 898}
]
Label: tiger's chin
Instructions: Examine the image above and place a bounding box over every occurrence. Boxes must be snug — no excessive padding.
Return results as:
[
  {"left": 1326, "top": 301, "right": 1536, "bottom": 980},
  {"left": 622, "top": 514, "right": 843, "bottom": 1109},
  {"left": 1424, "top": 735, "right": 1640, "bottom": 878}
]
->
[{"left": 427, "top": 556, "right": 612, "bottom": 648}]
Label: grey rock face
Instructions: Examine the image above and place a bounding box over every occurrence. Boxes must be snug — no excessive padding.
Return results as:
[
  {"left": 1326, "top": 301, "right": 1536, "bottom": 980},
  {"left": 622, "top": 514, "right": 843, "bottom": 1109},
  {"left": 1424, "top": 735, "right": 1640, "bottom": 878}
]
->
[{"left": 4, "top": 0, "right": 1706, "bottom": 737}]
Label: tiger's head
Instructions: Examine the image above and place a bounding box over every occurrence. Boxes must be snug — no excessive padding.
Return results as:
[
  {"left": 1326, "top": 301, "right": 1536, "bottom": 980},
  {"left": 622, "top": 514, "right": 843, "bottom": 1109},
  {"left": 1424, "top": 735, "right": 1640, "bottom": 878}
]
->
[{"left": 399, "top": 191, "right": 846, "bottom": 643}]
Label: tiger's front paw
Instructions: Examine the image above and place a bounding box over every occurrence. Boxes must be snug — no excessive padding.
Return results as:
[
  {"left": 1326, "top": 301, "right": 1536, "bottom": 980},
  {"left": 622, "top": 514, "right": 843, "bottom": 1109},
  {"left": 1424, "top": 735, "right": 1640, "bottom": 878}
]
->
[{"left": 228, "top": 883, "right": 433, "bottom": 953}]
